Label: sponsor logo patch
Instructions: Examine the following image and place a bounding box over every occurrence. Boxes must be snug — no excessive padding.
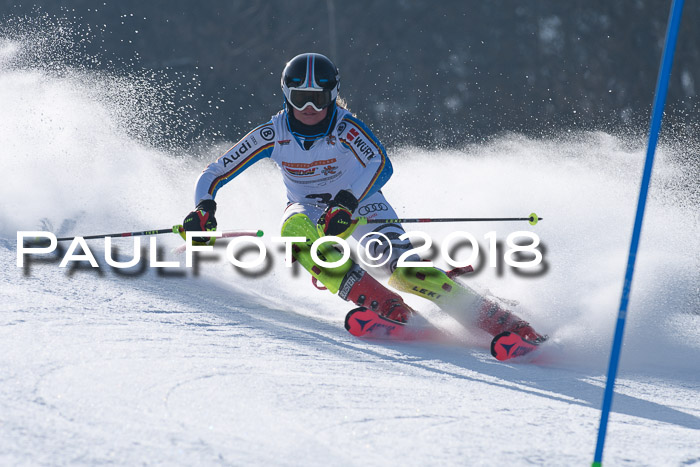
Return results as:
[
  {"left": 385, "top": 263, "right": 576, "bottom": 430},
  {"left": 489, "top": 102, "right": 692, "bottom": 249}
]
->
[
  {"left": 321, "top": 165, "right": 337, "bottom": 175},
  {"left": 358, "top": 203, "right": 388, "bottom": 216},
  {"left": 411, "top": 286, "right": 442, "bottom": 300},
  {"left": 221, "top": 139, "right": 255, "bottom": 167},
  {"left": 233, "top": 140, "right": 253, "bottom": 160},
  {"left": 282, "top": 159, "right": 339, "bottom": 178},
  {"left": 285, "top": 167, "right": 316, "bottom": 176},
  {"left": 338, "top": 269, "right": 364, "bottom": 300},
  {"left": 282, "top": 159, "right": 336, "bottom": 169},
  {"left": 346, "top": 128, "right": 360, "bottom": 142},
  {"left": 259, "top": 126, "right": 275, "bottom": 141},
  {"left": 353, "top": 137, "right": 375, "bottom": 160}
]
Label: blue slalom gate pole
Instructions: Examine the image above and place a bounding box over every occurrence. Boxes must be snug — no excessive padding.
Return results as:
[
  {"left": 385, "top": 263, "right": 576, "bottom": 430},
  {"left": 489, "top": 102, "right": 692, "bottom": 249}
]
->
[{"left": 592, "top": 1, "right": 685, "bottom": 465}]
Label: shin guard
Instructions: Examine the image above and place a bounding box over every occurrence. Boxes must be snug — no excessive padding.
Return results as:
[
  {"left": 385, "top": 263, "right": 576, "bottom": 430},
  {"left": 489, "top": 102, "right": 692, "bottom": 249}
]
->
[
  {"left": 280, "top": 213, "right": 353, "bottom": 294},
  {"left": 389, "top": 265, "right": 543, "bottom": 339},
  {"left": 388, "top": 266, "right": 481, "bottom": 309}
]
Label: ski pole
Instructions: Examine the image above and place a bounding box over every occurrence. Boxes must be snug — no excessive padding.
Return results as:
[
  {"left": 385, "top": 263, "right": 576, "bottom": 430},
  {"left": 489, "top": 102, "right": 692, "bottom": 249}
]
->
[
  {"left": 32, "top": 225, "right": 264, "bottom": 245},
  {"left": 53, "top": 225, "right": 185, "bottom": 242},
  {"left": 357, "top": 212, "right": 542, "bottom": 226},
  {"left": 171, "top": 229, "right": 264, "bottom": 254}
]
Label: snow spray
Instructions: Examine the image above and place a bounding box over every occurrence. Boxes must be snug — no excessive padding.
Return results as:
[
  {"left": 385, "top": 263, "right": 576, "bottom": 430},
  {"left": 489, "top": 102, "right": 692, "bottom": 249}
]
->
[{"left": 1, "top": 14, "right": 697, "bottom": 377}]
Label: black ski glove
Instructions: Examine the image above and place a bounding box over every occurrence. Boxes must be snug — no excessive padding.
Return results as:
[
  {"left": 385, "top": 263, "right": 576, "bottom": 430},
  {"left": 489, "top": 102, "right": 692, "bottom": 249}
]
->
[
  {"left": 317, "top": 190, "right": 358, "bottom": 237},
  {"left": 183, "top": 199, "right": 218, "bottom": 244}
]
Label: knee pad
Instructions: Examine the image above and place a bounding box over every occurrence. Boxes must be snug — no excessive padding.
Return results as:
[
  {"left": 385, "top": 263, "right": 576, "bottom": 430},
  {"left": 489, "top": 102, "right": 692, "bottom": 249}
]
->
[{"left": 281, "top": 213, "right": 354, "bottom": 294}]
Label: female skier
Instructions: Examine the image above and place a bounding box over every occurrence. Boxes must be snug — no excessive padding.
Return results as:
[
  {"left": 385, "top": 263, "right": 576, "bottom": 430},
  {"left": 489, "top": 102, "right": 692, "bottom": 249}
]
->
[{"left": 183, "top": 52, "right": 545, "bottom": 347}]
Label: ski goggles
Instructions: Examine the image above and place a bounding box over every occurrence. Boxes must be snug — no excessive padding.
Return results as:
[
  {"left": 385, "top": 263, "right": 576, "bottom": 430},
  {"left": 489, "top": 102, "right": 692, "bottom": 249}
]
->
[{"left": 285, "top": 88, "right": 334, "bottom": 112}]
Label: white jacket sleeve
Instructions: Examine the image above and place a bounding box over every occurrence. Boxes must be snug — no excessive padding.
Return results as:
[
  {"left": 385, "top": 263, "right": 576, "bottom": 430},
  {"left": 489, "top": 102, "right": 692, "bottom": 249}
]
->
[{"left": 193, "top": 122, "right": 275, "bottom": 204}]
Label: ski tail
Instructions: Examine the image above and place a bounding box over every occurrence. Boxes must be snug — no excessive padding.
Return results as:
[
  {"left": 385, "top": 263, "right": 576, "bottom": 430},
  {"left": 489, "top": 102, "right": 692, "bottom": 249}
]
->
[{"left": 490, "top": 331, "right": 543, "bottom": 361}]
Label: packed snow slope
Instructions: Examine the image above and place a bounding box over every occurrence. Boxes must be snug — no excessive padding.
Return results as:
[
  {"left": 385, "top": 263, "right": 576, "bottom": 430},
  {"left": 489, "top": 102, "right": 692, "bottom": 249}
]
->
[{"left": 1, "top": 24, "right": 699, "bottom": 466}]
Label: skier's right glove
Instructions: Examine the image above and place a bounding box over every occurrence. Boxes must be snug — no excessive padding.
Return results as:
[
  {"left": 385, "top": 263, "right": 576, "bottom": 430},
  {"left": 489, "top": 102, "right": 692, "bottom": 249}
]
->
[
  {"left": 183, "top": 199, "right": 217, "bottom": 245},
  {"left": 317, "top": 190, "right": 359, "bottom": 238}
]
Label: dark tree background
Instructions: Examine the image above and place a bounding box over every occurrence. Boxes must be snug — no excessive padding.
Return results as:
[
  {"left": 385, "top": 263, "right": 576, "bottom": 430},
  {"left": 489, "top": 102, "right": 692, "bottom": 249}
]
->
[{"left": 2, "top": 0, "right": 698, "bottom": 148}]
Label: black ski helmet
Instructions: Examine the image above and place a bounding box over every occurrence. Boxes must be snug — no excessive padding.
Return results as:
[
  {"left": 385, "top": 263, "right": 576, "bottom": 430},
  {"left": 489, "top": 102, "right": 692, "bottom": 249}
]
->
[{"left": 281, "top": 53, "right": 339, "bottom": 111}]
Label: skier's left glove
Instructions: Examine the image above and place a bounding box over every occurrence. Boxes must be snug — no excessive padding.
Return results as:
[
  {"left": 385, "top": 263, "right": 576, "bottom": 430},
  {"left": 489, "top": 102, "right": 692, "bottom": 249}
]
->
[
  {"left": 317, "top": 190, "right": 359, "bottom": 238},
  {"left": 182, "top": 199, "right": 217, "bottom": 245}
]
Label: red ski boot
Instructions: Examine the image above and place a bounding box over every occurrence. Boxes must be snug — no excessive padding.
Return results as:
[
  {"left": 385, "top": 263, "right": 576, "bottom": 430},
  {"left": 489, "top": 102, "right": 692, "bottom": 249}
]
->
[
  {"left": 477, "top": 300, "right": 547, "bottom": 344},
  {"left": 339, "top": 267, "right": 415, "bottom": 323}
]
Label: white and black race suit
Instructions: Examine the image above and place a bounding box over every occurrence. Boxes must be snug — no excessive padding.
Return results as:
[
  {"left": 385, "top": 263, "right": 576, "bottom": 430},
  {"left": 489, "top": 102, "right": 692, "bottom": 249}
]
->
[{"left": 193, "top": 107, "right": 417, "bottom": 273}]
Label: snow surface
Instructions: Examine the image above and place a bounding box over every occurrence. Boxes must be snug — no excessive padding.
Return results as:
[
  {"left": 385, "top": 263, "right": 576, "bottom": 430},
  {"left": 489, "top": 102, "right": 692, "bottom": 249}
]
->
[{"left": 1, "top": 30, "right": 699, "bottom": 466}]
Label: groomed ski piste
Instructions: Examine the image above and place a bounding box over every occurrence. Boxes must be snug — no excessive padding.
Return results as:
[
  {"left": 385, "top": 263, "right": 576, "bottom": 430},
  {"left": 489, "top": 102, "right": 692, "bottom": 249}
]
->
[{"left": 1, "top": 20, "right": 699, "bottom": 467}]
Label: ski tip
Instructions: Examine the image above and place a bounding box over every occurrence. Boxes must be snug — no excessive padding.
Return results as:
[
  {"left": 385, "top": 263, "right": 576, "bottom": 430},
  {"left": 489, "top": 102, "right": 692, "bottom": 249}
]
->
[
  {"left": 344, "top": 307, "right": 366, "bottom": 332},
  {"left": 345, "top": 307, "right": 384, "bottom": 335},
  {"left": 344, "top": 307, "right": 408, "bottom": 339},
  {"left": 490, "top": 331, "right": 541, "bottom": 361}
]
